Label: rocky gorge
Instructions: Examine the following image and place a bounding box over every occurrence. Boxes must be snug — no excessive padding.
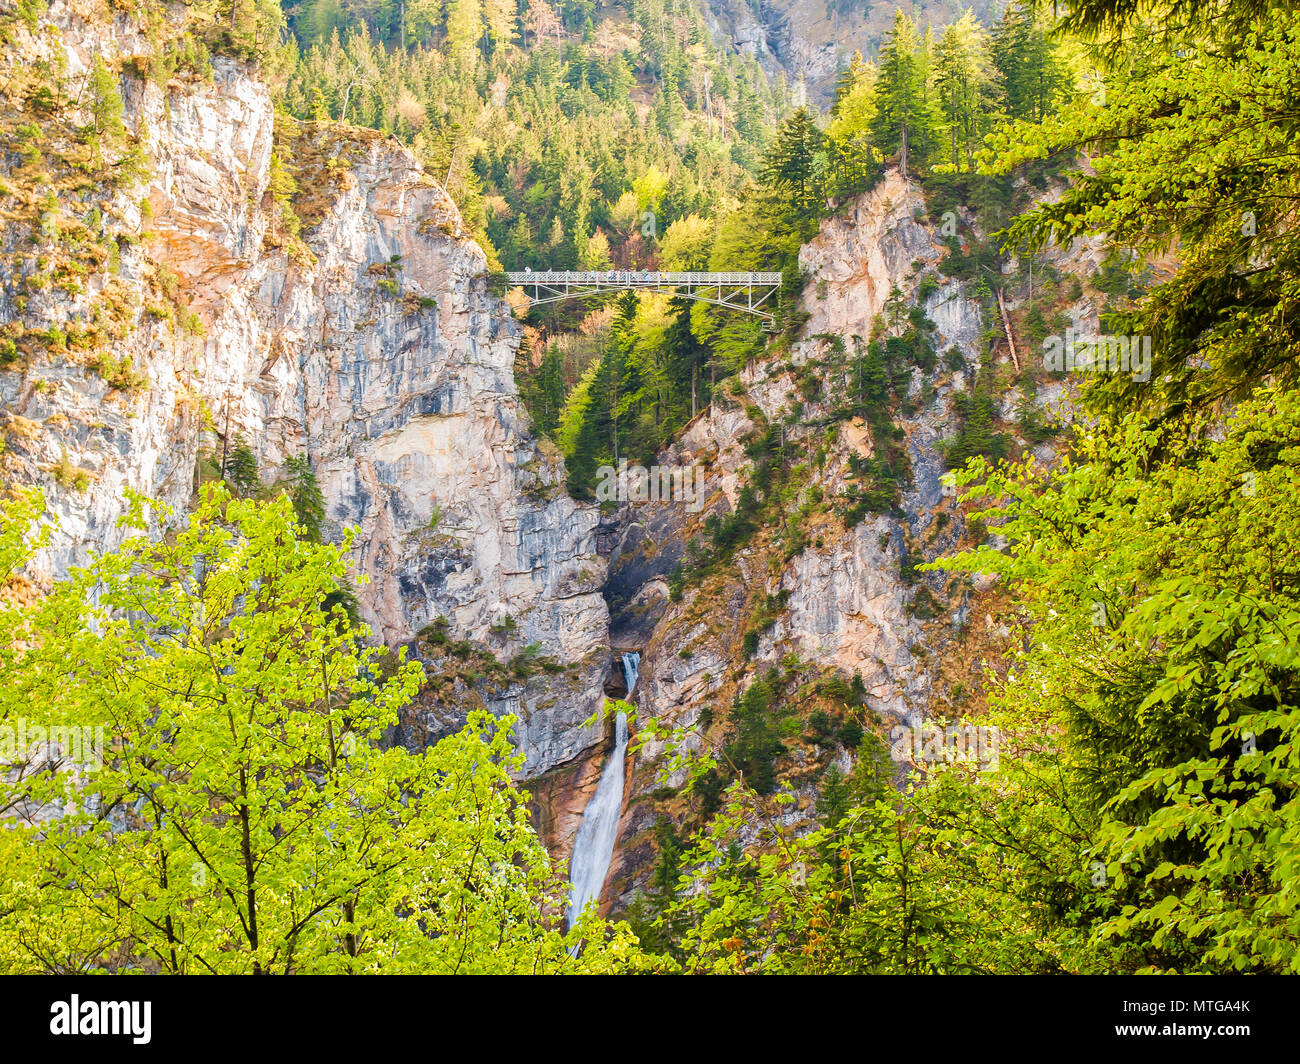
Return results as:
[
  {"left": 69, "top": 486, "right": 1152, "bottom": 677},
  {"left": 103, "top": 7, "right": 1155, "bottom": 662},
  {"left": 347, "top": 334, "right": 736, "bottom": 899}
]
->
[
  {"left": 0, "top": 1, "right": 1104, "bottom": 925},
  {"left": 0, "top": 2, "right": 610, "bottom": 786},
  {"left": 594, "top": 168, "right": 1103, "bottom": 915}
]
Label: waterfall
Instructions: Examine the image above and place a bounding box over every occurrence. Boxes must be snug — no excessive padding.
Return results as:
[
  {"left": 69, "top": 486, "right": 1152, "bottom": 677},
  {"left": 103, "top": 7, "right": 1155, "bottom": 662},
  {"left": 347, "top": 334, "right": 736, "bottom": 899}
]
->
[
  {"left": 621, "top": 651, "right": 639, "bottom": 699},
  {"left": 567, "top": 652, "right": 639, "bottom": 928}
]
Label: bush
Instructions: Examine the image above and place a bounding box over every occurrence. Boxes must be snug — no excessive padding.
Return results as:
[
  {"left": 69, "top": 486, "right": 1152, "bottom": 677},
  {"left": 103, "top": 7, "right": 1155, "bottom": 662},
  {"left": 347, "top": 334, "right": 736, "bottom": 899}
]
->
[
  {"left": 837, "top": 719, "right": 863, "bottom": 748},
  {"left": 807, "top": 708, "right": 835, "bottom": 744},
  {"left": 667, "top": 562, "right": 685, "bottom": 603},
  {"left": 419, "top": 616, "right": 451, "bottom": 645}
]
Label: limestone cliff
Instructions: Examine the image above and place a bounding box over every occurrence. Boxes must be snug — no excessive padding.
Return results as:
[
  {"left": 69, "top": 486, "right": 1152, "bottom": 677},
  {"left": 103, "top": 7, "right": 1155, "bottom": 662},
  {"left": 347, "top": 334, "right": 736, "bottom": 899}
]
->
[
  {"left": 0, "top": 1, "right": 609, "bottom": 776},
  {"left": 596, "top": 168, "right": 1101, "bottom": 916},
  {"left": 698, "top": 0, "right": 1000, "bottom": 102}
]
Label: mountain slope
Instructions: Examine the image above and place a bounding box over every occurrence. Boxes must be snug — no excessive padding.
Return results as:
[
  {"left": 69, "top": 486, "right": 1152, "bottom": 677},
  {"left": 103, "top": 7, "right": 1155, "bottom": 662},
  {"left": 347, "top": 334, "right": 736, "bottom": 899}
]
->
[{"left": 0, "top": 0, "right": 611, "bottom": 779}]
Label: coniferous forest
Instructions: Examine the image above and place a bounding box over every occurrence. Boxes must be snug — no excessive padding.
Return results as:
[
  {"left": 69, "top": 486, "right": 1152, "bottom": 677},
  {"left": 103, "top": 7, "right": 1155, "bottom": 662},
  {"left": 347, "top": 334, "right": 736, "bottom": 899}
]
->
[{"left": 0, "top": 0, "right": 1297, "bottom": 1030}]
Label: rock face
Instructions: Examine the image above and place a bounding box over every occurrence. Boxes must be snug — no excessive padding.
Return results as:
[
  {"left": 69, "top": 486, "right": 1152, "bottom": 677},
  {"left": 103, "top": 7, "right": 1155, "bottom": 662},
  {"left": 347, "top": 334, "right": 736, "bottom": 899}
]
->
[
  {"left": 698, "top": 0, "right": 1000, "bottom": 102},
  {"left": 0, "top": 3, "right": 608, "bottom": 778},
  {"left": 596, "top": 167, "right": 1100, "bottom": 916}
]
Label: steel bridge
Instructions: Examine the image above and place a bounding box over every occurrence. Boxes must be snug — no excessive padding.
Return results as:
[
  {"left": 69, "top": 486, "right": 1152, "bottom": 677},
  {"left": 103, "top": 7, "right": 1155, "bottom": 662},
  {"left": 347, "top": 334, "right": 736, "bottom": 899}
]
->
[{"left": 504, "top": 270, "right": 783, "bottom": 330}]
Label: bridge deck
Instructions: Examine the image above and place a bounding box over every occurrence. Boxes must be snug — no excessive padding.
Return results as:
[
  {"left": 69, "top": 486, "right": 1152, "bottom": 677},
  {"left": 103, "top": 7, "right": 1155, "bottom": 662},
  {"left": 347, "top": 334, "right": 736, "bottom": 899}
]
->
[{"left": 504, "top": 270, "right": 783, "bottom": 285}]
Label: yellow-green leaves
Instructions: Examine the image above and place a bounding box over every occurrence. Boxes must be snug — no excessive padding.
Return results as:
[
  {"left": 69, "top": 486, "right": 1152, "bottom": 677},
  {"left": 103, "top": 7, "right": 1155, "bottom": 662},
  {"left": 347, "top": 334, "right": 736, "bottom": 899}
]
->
[{"left": 0, "top": 484, "right": 648, "bottom": 974}]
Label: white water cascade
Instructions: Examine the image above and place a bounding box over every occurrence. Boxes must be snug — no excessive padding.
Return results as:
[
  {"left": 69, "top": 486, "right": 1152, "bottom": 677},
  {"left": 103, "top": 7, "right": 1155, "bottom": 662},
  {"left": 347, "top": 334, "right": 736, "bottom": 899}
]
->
[{"left": 566, "top": 652, "right": 639, "bottom": 927}]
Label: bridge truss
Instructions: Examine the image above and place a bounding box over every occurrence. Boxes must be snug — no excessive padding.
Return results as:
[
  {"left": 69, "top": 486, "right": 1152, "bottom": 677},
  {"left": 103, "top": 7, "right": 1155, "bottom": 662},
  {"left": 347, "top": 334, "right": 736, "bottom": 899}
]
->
[{"left": 504, "top": 270, "right": 783, "bottom": 330}]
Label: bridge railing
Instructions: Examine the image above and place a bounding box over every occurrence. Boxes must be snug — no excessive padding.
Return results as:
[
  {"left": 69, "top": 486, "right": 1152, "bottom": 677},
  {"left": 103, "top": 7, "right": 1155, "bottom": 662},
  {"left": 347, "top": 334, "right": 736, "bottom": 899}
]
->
[{"left": 503, "top": 271, "right": 784, "bottom": 285}]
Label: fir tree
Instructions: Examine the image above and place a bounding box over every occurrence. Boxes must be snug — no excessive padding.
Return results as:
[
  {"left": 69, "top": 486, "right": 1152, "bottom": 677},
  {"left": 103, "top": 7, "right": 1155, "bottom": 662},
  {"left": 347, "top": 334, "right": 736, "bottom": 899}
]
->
[
  {"left": 283, "top": 454, "right": 326, "bottom": 542},
  {"left": 990, "top": 1, "right": 1070, "bottom": 123},
  {"left": 872, "top": 10, "right": 931, "bottom": 177},
  {"left": 223, "top": 435, "right": 262, "bottom": 498},
  {"left": 761, "top": 107, "right": 825, "bottom": 229}
]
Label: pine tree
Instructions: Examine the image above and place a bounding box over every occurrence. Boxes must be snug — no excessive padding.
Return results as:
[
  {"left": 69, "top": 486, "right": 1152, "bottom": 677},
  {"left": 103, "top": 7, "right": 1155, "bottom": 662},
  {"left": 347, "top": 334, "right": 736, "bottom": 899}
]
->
[
  {"left": 872, "top": 10, "right": 929, "bottom": 177},
  {"left": 991, "top": 1, "right": 1070, "bottom": 123},
  {"left": 761, "top": 107, "right": 824, "bottom": 228},
  {"left": 223, "top": 435, "right": 261, "bottom": 498}
]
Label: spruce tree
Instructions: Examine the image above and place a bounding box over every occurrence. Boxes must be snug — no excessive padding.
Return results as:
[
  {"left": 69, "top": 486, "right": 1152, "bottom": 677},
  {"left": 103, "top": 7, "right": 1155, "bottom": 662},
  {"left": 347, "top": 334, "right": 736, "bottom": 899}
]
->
[
  {"left": 223, "top": 435, "right": 262, "bottom": 498},
  {"left": 761, "top": 107, "right": 824, "bottom": 228},
  {"left": 872, "top": 10, "right": 929, "bottom": 177},
  {"left": 990, "top": 1, "right": 1070, "bottom": 122},
  {"left": 283, "top": 454, "right": 326, "bottom": 542},
  {"left": 831, "top": 50, "right": 869, "bottom": 118}
]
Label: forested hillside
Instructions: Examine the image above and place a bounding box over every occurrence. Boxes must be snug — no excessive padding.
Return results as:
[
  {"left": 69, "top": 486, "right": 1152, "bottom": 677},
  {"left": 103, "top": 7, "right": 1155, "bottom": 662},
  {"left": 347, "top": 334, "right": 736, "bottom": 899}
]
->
[
  {"left": 0, "top": 0, "right": 1297, "bottom": 981},
  {"left": 511, "top": 1, "right": 1077, "bottom": 490},
  {"left": 280, "top": 0, "right": 784, "bottom": 268},
  {"left": 614, "top": 0, "right": 1300, "bottom": 974}
]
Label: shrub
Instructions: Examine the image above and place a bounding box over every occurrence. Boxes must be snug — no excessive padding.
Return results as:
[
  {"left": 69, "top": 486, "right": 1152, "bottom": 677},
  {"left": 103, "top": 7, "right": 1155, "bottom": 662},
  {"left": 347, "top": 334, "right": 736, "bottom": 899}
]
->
[
  {"left": 836, "top": 719, "right": 863, "bottom": 748},
  {"left": 667, "top": 562, "right": 685, "bottom": 603},
  {"left": 807, "top": 708, "right": 835, "bottom": 744}
]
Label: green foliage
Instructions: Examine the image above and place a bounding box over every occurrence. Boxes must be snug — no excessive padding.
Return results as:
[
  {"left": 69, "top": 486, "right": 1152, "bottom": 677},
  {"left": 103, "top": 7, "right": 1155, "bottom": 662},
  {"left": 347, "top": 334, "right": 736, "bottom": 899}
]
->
[
  {"left": 519, "top": 342, "right": 566, "bottom": 439},
  {"left": 816, "top": 763, "right": 850, "bottom": 827},
  {"left": 761, "top": 107, "right": 825, "bottom": 229},
  {"left": 12, "top": 0, "right": 1284, "bottom": 980},
  {"left": 625, "top": 816, "right": 687, "bottom": 958},
  {"left": 281, "top": 2, "right": 781, "bottom": 268},
  {"left": 724, "top": 675, "right": 786, "bottom": 796},
  {"left": 667, "top": 562, "right": 685, "bottom": 603},
  {"left": 989, "top": 1, "right": 1071, "bottom": 124},
  {"left": 619, "top": 4, "right": 1300, "bottom": 977},
  {"left": 11, "top": 0, "right": 47, "bottom": 32},
  {"left": 933, "top": 12, "right": 996, "bottom": 173},
  {"left": 282, "top": 453, "right": 327, "bottom": 542},
  {"left": 267, "top": 145, "right": 303, "bottom": 239},
  {"left": 660, "top": 775, "right": 1057, "bottom": 973},
  {"left": 91, "top": 352, "right": 149, "bottom": 393},
  {"left": 206, "top": 0, "right": 294, "bottom": 70},
  {"left": 500, "top": 0, "right": 1071, "bottom": 489},
  {"left": 941, "top": 364, "right": 1009, "bottom": 469},
  {"left": 0, "top": 486, "right": 648, "bottom": 973},
  {"left": 928, "top": 385, "right": 1300, "bottom": 972},
  {"left": 871, "top": 9, "right": 931, "bottom": 178},
  {"left": 222, "top": 435, "right": 261, "bottom": 498},
  {"left": 50, "top": 447, "right": 90, "bottom": 492},
  {"left": 87, "top": 58, "right": 124, "bottom": 138},
  {"left": 984, "top": 1, "right": 1300, "bottom": 420}
]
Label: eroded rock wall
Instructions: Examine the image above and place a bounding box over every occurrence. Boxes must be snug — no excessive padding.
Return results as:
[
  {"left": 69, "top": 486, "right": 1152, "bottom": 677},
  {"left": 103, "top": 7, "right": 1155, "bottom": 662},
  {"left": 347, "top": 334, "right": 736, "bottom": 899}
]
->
[
  {"left": 597, "top": 168, "right": 1099, "bottom": 915},
  {"left": 0, "top": 2, "right": 609, "bottom": 777}
]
